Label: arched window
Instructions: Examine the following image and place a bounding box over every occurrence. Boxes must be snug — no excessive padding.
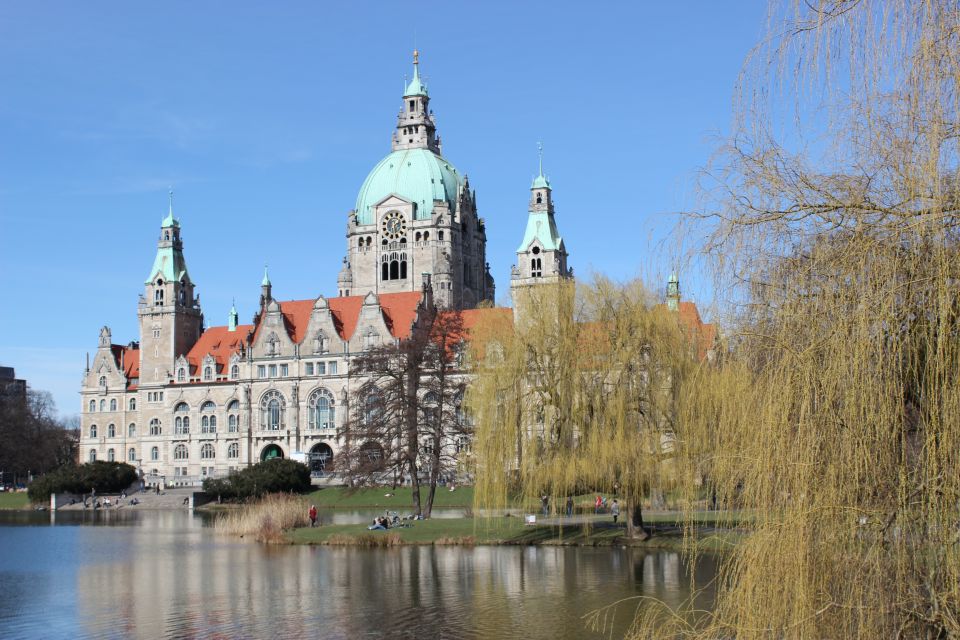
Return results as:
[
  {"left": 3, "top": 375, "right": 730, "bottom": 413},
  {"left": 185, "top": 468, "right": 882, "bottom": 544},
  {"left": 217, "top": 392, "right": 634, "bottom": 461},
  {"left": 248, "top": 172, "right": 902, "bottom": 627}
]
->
[
  {"left": 227, "top": 400, "right": 239, "bottom": 433},
  {"left": 89, "top": 400, "right": 95, "bottom": 412},
  {"left": 390, "top": 260, "right": 399, "bottom": 279},
  {"left": 174, "top": 403, "right": 190, "bottom": 435},
  {"left": 382, "top": 262, "right": 389, "bottom": 281},
  {"left": 149, "top": 418, "right": 161, "bottom": 436},
  {"left": 151, "top": 446, "right": 159, "bottom": 461},
  {"left": 259, "top": 390, "right": 285, "bottom": 430},
  {"left": 201, "top": 403, "right": 217, "bottom": 434},
  {"left": 128, "top": 423, "right": 136, "bottom": 437},
  {"left": 177, "top": 367, "right": 186, "bottom": 382},
  {"left": 227, "top": 442, "right": 239, "bottom": 459},
  {"left": 359, "top": 441, "right": 384, "bottom": 467},
  {"left": 107, "top": 448, "right": 115, "bottom": 462},
  {"left": 230, "top": 364, "right": 239, "bottom": 379},
  {"left": 107, "top": 423, "right": 116, "bottom": 438},
  {"left": 400, "top": 260, "right": 407, "bottom": 279},
  {"left": 99, "top": 399, "right": 105, "bottom": 412},
  {"left": 364, "top": 390, "right": 382, "bottom": 425},
  {"left": 200, "top": 443, "right": 215, "bottom": 460},
  {"left": 110, "top": 399, "right": 117, "bottom": 411},
  {"left": 423, "top": 231, "right": 429, "bottom": 241},
  {"left": 129, "top": 398, "right": 136, "bottom": 411},
  {"left": 438, "top": 231, "right": 444, "bottom": 241},
  {"left": 174, "top": 444, "right": 188, "bottom": 460},
  {"left": 203, "top": 366, "right": 212, "bottom": 381},
  {"left": 536, "top": 192, "right": 543, "bottom": 204},
  {"left": 415, "top": 231, "right": 422, "bottom": 242},
  {"left": 364, "top": 328, "right": 379, "bottom": 351},
  {"left": 89, "top": 424, "right": 98, "bottom": 438},
  {"left": 89, "top": 449, "right": 97, "bottom": 462},
  {"left": 155, "top": 289, "right": 164, "bottom": 306},
  {"left": 308, "top": 388, "right": 336, "bottom": 430},
  {"left": 128, "top": 447, "right": 136, "bottom": 462}
]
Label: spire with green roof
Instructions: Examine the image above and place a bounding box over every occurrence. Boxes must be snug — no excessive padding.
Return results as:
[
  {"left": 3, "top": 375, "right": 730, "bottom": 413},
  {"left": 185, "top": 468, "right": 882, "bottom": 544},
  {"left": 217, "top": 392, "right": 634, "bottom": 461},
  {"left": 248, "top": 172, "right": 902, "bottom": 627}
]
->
[
  {"left": 392, "top": 50, "right": 440, "bottom": 153},
  {"left": 145, "top": 191, "right": 190, "bottom": 285},
  {"left": 404, "top": 49, "right": 428, "bottom": 97},
  {"left": 228, "top": 300, "right": 239, "bottom": 331}
]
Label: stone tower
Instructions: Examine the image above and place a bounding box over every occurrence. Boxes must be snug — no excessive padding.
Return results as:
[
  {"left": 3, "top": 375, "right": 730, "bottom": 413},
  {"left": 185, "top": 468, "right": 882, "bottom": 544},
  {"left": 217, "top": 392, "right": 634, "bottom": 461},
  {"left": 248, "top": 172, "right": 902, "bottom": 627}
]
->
[
  {"left": 137, "top": 196, "right": 204, "bottom": 385},
  {"left": 510, "top": 149, "right": 571, "bottom": 319},
  {"left": 343, "top": 51, "right": 494, "bottom": 309}
]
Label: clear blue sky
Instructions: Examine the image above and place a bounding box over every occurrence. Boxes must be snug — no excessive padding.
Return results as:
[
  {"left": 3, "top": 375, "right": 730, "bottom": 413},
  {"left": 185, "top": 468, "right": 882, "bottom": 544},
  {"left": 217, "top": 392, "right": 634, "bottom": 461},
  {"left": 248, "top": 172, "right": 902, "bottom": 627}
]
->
[{"left": 0, "top": 1, "right": 765, "bottom": 416}]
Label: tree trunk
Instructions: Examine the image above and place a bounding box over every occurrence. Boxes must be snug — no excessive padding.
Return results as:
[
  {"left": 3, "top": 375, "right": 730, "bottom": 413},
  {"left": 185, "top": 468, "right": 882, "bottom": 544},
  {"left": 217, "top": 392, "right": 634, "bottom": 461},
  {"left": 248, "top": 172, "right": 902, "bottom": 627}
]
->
[
  {"left": 410, "top": 457, "right": 422, "bottom": 517},
  {"left": 626, "top": 501, "right": 651, "bottom": 540}
]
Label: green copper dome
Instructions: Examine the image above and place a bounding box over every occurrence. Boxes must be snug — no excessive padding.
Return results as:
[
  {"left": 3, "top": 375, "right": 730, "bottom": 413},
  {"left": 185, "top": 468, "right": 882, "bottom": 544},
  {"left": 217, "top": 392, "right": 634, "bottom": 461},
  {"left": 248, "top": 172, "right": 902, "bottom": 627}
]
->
[{"left": 354, "top": 148, "right": 462, "bottom": 225}]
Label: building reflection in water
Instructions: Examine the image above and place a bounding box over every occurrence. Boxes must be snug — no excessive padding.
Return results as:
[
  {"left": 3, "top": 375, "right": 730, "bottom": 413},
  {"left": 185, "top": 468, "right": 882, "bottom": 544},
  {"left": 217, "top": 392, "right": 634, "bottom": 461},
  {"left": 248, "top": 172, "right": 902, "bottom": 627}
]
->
[{"left": 60, "top": 512, "right": 719, "bottom": 639}]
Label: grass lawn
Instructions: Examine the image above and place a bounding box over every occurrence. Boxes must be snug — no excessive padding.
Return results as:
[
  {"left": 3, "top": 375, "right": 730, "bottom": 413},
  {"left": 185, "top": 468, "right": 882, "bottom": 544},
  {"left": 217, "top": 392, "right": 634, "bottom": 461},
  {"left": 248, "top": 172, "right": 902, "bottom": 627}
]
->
[
  {"left": 0, "top": 492, "right": 30, "bottom": 510},
  {"left": 287, "top": 515, "right": 743, "bottom": 551},
  {"left": 305, "top": 486, "right": 476, "bottom": 509}
]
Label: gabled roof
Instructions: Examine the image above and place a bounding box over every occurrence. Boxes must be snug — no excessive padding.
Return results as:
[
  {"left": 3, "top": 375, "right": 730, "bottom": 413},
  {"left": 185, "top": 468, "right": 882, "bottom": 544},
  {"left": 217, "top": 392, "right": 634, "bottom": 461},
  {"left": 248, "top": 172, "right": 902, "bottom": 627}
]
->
[
  {"left": 186, "top": 325, "right": 254, "bottom": 370},
  {"left": 248, "top": 291, "right": 426, "bottom": 348},
  {"left": 110, "top": 345, "right": 140, "bottom": 380},
  {"left": 673, "top": 301, "right": 717, "bottom": 361}
]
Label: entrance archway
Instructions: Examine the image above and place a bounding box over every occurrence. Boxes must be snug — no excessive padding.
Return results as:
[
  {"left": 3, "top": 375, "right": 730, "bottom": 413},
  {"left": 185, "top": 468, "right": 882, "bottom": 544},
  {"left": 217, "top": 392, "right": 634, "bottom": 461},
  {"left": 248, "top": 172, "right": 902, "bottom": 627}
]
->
[
  {"left": 309, "top": 443, "right": 334, "bottom": 475},
  {"left": 260, "top": 444, "right": 284, "bottom": 461}
]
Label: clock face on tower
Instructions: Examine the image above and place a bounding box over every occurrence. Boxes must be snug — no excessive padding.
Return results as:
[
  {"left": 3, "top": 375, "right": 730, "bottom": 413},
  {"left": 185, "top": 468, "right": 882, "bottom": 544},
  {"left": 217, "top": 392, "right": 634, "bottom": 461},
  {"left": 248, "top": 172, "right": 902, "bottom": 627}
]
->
[{"left": 381, "top": 211, "right": 407, "bottom": 240}]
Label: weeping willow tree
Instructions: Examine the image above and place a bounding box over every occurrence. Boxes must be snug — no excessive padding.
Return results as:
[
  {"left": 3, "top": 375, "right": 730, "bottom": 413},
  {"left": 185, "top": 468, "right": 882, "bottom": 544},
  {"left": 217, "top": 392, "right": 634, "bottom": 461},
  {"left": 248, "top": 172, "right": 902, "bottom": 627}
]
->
[
  {"left": 626, "top": 1, "right": 960, "bottom": 637},
  {"left": 467, "top": 277, "right": 703, "bottom": 539}
]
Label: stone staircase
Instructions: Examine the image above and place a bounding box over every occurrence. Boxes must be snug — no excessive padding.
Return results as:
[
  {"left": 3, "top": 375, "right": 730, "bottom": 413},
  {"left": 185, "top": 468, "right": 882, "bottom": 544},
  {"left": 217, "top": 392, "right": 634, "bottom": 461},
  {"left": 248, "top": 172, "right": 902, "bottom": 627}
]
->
[{"left": 55, "top": 487, "right": 198, "bottom": 511}]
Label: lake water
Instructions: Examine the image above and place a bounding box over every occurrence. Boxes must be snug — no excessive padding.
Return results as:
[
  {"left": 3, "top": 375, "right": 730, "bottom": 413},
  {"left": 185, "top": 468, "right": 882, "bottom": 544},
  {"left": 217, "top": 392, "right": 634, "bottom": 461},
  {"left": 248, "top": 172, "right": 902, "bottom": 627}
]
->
[{"left": 0, "top": 510, "right": 717, "bottom": 639}]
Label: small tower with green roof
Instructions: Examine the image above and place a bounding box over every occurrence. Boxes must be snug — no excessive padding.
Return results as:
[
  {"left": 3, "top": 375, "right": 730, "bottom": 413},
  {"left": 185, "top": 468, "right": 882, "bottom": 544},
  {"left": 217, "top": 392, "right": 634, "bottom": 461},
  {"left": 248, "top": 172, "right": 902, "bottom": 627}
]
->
[
  {"left": 137, "top": 191, "right": 204, "bottom": 385},
  {"left": 392, "top": 49, "right": 441, "bottom": 153},
  {"left": 511, "top": 145, "right": 572, "bottom": 319}
]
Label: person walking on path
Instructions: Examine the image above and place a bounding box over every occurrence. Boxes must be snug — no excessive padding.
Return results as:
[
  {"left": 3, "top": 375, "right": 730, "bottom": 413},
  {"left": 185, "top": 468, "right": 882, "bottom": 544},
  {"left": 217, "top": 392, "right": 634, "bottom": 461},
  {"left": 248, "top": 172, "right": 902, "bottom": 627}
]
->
[
  {"left": 308, "top": 504, "right": 318, "bottom": 527},
  {"left": 541, "top": 495, "right": 549, "bottom": 516},
  {"left": 595, "top": 495, "right": 602, "bottom": 514},
  {"left": 565, "top": 496, "right": 573, "bottom": 517},
  {"left": 611, "top": 499, "right": 620, "bottom": 524}
]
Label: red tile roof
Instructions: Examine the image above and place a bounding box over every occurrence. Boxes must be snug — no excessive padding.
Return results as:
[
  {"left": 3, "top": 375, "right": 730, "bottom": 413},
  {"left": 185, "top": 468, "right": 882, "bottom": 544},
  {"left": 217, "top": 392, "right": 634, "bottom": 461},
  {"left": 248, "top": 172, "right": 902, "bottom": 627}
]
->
[
  {"left": 110, "top": 345, "right": 140, "bottom": 384},
  {"left": 266, "top": 292, "right": 425, "bottom": 344},
  {"left": 675, "top": 301, "right": 717, "bottom": 361},
  {"left": 186, "top": 325, "right": 254, "bottom": 371},
  {"left": 192, "top": 292, "right": 427, "bottom": 370}
]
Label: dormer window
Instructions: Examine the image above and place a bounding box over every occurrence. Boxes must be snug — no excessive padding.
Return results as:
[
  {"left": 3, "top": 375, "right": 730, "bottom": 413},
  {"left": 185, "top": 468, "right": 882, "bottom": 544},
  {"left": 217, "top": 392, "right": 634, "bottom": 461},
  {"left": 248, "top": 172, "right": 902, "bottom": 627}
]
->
[
  {"left": 364, "top": 328, "right": 379, "bottom": 350},
  {"left": 230, "top": 364, "right": 239, "bottom": 379},
  {"left": 203, "top": 366, "right": 212, "bottom": 381},
  {"left": 177, "top": 368, "right": 186, "bottom": 382}
]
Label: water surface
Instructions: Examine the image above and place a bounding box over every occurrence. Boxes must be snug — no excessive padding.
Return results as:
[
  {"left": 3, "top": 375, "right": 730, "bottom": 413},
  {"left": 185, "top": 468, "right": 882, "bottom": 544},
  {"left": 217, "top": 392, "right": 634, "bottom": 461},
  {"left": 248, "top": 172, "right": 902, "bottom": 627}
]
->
[{"left": 0, "top": 510, "right": 716, "bottom": 639}]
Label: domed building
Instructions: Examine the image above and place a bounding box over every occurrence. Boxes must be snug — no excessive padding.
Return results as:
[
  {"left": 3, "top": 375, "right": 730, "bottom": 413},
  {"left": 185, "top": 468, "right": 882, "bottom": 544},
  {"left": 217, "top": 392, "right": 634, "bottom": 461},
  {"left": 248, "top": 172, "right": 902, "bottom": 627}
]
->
[
  {"left": 76, "top": 52, "right": 530, "bottom": 482},
  {"left": 74, "top": 53, "right": 717, "bottom": 484},
  {"left": 339, "top": 51, "right": 495, "bottom": 308}
]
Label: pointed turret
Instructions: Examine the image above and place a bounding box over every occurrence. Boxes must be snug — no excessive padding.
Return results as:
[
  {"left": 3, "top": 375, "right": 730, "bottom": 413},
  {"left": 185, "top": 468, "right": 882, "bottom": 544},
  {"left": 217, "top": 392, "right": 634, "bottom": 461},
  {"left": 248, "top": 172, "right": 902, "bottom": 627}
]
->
[
  {"left": 260, "top": 265, "right": 272, "bottom": 306},
  {"left": 666, "top": 274, "right": 680, "bottom": 312},
  {"left": 228, "top": 301, "right": 239, "bottom": 331},
  {"left": 511, "top": 144, "right": 572, "bottom": 320},
  {"left": 138, "top": 193, "right": 203, "bottom": 385},
  {"left": 393, "top": 50, "right": 440, "bottom": 152}
]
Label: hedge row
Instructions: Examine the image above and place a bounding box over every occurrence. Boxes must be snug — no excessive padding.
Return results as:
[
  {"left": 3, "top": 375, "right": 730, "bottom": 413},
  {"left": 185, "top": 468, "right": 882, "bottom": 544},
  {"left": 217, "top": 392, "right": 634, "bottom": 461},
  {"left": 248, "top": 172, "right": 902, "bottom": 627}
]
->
[
  {"left": 202, "top": 459, "right": 311, "bottom": 500},
  {"left": 27, "top": 462, "right": 138, "bottom": 502}
]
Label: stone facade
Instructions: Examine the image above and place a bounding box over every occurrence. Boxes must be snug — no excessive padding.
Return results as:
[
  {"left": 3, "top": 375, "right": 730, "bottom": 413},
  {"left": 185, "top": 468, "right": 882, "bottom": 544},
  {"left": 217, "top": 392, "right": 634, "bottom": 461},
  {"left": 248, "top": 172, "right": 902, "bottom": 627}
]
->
[{"left": 78, "top": 53, "right": 537, "bottom": 484}]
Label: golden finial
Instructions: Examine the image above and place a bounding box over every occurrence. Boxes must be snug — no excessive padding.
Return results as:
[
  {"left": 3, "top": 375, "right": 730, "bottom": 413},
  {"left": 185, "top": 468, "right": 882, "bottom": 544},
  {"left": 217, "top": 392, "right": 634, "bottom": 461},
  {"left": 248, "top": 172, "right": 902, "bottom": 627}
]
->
[{"left": 413, "top": 49, "right": 419, "bottom": 66}]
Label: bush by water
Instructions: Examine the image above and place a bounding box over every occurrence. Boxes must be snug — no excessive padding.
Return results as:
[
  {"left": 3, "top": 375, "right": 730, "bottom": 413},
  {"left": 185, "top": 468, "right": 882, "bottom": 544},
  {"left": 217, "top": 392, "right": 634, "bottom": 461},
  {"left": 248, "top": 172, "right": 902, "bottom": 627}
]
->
[
  {"left": 27, "top": 461, "right": 138, "bottom": 503},
  {"left": 202, "top": 458, "right": 311, "bottom": 500}
]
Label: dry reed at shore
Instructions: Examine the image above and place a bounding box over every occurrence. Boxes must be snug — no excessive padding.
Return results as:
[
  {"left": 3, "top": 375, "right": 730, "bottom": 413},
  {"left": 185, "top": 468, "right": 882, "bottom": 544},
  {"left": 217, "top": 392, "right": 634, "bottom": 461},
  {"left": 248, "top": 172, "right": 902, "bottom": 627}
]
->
[{"left": 213, "top": 493, "right": 309, "bottom": 543}]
